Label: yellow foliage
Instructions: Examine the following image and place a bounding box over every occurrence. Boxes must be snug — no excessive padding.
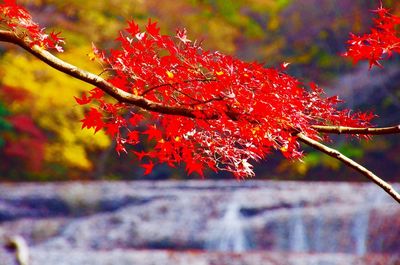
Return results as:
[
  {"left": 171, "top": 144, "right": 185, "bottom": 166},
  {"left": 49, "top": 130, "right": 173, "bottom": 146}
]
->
[
  {"left": 245, "top": 0, "right": 291, "bottom": 12},
  {"left": 142, "top": 0, "right": 241, "bottom": 54},
  {"left": 0, "top": 46, "right": 110, "bottom": 170},
  {"left": 46, "top": 143, "right": 92, "bottom": 170},
  {"left": 267, "top": 16, "right": 280, "bottom": 31},
  {"left": 194, "top": 17, "right": 239, "bottom": 54},
  {"left": 295, "top": 162, "right": 308, "bottom": 176}
]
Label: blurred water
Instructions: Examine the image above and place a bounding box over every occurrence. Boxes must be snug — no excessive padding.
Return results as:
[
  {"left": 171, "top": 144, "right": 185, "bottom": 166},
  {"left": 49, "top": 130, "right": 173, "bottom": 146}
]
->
[
  {"left": 352, "top": 207, "right": 369, "bottom": 255},
  {"left": 206, "top": 193, "right": 250, "bottom": 252},
  {"left": 289, "top": 206, "right": 308, "bottom": 252},
  {"left": 1, "top": 181, "right": 399, "bottom": 265}
]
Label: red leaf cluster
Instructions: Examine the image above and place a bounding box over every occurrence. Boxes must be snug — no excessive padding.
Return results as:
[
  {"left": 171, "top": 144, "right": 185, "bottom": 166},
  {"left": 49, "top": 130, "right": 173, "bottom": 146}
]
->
[
  {"left": 74, "top": 20, "right": 374, "bottom": 178},
  {"left": 343, "top": 6, "right": 400, "bottom": 68},
  {"left": 0, "top": 0, "right": 64, "bottom": 52},
  {"left": 1, "top": 1, "right": 383, "bottom": 179}
]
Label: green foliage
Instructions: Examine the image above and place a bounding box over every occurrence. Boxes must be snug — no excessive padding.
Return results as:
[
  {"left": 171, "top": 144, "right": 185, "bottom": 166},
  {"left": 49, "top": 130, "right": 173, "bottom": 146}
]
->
[
  {"left": 0, "top": 103, "right": 12, "bottom": 130},
  {"left": 0, "top": 101, "right": 12, "bottom": 148}
]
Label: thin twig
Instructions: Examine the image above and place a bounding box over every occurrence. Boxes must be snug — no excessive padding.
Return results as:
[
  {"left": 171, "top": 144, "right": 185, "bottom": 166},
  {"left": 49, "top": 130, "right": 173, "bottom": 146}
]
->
[
  {"left": 312, "top": 125, "right": 400, "bottom": 135},
  {"left": 297, "top": 133, "right": 400, "bottom": 204}
]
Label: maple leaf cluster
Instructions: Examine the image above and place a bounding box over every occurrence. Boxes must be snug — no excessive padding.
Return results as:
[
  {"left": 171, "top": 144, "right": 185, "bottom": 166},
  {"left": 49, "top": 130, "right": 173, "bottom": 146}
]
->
[
  {"left": 343, "top": 6, "right": 400, "bottom": 68},
  {"left": 0, "top": 0, "right": 64, "bottom": 52},
  {"left": 72, "top": 19, "right": 375, "bottom": 179}
]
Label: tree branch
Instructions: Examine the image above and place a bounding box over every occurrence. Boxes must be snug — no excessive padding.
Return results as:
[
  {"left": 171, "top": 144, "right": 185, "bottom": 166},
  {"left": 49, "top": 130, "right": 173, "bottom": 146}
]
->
[
  {"left": 297, "top": 133, "right": 400, "bottom": 204},
  {"left": 2, "top": 30, "right": 399, "bottom": 134},
  {"left": 0, "top": 30, "right": 210, "bottom": 119},
  {"left": 1, "top": 31, "right": 399, "bottom": 202},
  {"left": 312, "top": 125, "right": 400, "bottom": 135}
]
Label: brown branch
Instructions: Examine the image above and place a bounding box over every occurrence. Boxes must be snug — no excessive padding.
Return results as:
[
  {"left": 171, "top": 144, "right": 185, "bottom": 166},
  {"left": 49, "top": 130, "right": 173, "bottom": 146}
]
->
[
  {"left": 2, "top": 30, "right": 399, "bottom": 134},
  {"left": 1, "top": 31, "right": 400, "bottom": 203},
  {"left": 297, "top": 133, "right": 400, "bottom": 204},
  {"left": 312, "top": 125, "right": 400, "bottom": 135},
  {"left": 0, "top": 30, "right": 250, "bottom": 122},
  {"left": 0, "top": 30, "right": 212, "bottom": 119}
]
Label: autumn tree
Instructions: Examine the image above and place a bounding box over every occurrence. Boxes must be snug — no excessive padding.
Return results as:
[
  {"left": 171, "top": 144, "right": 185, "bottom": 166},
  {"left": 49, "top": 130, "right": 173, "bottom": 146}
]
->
[
  {"left": 0, "top": 1, "right": 399, "bottom": 202},
  {"left": 0, "top": 0, "right": 291, "bottom": 179}
]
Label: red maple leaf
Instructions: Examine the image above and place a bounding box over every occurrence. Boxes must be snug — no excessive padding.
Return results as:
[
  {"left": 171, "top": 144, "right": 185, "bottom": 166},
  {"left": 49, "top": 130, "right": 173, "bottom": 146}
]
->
[
  {"left": 145, "top": 18, "right": 160, "bottom": 37},
  {"left": 128, "top": 113, "right": 143, "bottom": 126},
  {"left": 80, "top": 108, "right": 104, "bottom": 133},
  {"left": 141, "top": 161, "right": 154, "bottom": 175},
  {"left": 143, "top": 125, "right": 163, "bottom": 141},
  {"left": 133, "top": 150, "right": 147, "bottom": 161},
  {"left": 186, "top": 160, "right": 204, "bottom": 177},
  {"left": 105, "top": 122, "right": 120, "bottom": 137},
  {"left": 115, "top": 140, "right": 127, "bottom": 155},
  {"left": 127, "top": 131, "right": 139, "bottom": 144},
  {"left": 74, "top": 93, "right": 91, "bottom": 105},
  {"left": 184, "top": 154, "right": 204, "bottom": 177},
  {"left": 89, "top": 88, "right": 105, "bottom": 100},
  {"left": 126, "top": 20, "right": 140, "bottom": 36}
]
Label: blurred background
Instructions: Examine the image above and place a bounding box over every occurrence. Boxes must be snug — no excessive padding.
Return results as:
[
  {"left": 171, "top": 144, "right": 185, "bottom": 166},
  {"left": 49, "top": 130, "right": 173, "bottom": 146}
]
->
[
  {"left": 0, "top": 0, "right": 399, "bottom": 182},
  {"left": 1, "top": 1, "right": 400, "bottom": 265}
]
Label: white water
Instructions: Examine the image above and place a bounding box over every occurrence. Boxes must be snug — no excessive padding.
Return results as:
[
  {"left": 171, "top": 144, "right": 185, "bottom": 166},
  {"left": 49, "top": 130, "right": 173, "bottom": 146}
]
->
[
  {"left": 351, "top": 189, "right": 389, "bottom": 255},
  {"left": 289, "top": 207, "right": 308, "bottom": 252},
  {"left": 204, "top": 184, "right": 395, "bottom": 254},
  {"left": 17, "top": 181, "right": 396, "bottom": 255},
  {"left": 207, "top": 196, "right": 249, "bottom": 252},
  {"left": 352, "top": 208, "right": 369, "bottom": 255}
]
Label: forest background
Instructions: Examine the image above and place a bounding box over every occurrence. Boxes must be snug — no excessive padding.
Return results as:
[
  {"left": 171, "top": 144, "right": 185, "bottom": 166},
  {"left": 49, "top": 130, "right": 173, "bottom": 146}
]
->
[{"left": 0, "top": 0, "right": 399, "bottom": 182}]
